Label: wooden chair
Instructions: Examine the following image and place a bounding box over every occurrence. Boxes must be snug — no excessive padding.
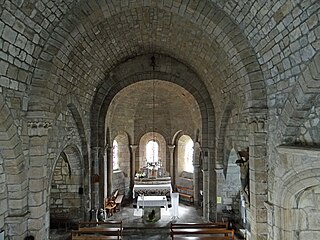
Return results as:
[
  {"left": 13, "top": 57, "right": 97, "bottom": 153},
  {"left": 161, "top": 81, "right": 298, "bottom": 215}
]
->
[{"left": 104, "top": 198, "right": 116, "bottom": 217}]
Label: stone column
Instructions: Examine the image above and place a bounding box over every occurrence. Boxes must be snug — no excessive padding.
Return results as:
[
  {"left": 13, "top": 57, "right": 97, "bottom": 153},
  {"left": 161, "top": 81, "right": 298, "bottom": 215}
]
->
[
  {"left": 168, "top": 145, "right": 175, "bottom": 186},
  {"left": 27, "top": 120, "right": 52, "bottom": 239},
  {"left": 193, "top": 164, "right": 200, "bottom": 205},
  {"left": 193, "top": 142, "right": 201, "bottom": 205},
  {"left": 91, "top": 147, "right": 100, "bottom": 210},
  {"left": 248, "top": 115, "right": 268, "bottom": 240},
  {"left": 130, "top": 145, "right": 138, "bottom": 189},
  {"left": 202, "top": 148, "right": 210, "bottom": 220},
  {"left": 106, "top": 146, "right": 113, "bottom": 197},
  {"left": 215, "top": 168, "right": 224, "bottom": 220},
  {"left": 208, "top": 147, "right": 217, "bottom": 221}
]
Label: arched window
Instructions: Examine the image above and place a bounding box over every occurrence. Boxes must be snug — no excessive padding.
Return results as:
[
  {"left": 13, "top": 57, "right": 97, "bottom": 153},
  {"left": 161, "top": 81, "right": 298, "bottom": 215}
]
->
[
  {"left": 185, "top": 140, "right": 194, "bottom": 172},
  {"left": 146, "top": 140, "right": 158, "bottom": 163},
  {"left": 113, "top": 140, "right": 119, "bottom": 170}
]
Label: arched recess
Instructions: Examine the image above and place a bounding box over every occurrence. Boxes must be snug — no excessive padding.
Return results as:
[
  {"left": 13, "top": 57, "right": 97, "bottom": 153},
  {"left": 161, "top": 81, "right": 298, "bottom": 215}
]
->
[
  {"left": 0, "top": 95, "right": 28, "bottom": 238},
  {"left": 138, "top": 132, "right": 166, "bottom": 171},
  {"left": 176, "top": 135, "right": 194, "bottom": 176},
  {"left": 111, "top": 132, "right": 130, "bottom": 196},
  {"left": 175, "top": 135, "right": 195, "bottom": 201},
  {"left": 216, "top": 148, "right": 242, "bottom": 222},
  {"left": 273, "top": 146, "right": 320, "bottom": 239},
  {"left": 46, "top": 97, "right": 90, "bottom": 206},
  {"left": 49, "top": 144, "right": 85, "bottom": 225}
]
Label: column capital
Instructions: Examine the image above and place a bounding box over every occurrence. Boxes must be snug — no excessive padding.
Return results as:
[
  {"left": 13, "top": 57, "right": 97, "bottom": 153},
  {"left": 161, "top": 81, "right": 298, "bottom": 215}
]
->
[
  {"left": 27, "top": 120, "right": 52, "bottom": 136},
  {"left": 130, "top": 144, "right": 138, "bottom": 150},
  {"left": 91, "top": 146, "right": 102, "bottom": 153},
  {"left": 168, "top": 144, "right": 175, "bottom": 150}
]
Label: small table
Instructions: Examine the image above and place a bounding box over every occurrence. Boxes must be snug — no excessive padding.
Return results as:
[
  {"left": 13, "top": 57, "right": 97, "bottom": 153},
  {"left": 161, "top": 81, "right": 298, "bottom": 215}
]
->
[{"left": 137, "top": 196, "right": 168, "bottom": 222}]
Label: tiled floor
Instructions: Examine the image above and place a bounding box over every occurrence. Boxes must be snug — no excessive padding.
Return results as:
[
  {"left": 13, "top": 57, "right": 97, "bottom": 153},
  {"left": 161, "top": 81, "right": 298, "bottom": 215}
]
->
[{"left": 50, "top": 202, "right": 205, "bottom": 240}]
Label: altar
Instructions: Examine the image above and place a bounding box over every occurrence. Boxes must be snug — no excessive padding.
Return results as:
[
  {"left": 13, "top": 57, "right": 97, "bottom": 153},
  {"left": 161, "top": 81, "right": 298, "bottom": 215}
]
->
[{"left": 133, "top": 183, "right": 172, "bottom": 198}]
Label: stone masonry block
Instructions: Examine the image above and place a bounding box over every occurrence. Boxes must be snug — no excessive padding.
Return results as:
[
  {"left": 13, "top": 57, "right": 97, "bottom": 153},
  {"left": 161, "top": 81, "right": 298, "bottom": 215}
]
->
[
  {"left": 2, "top": 25, "right": 18, "bottom": 42},
  {"left": 29, "top": 203, "right": 46, "bottom": 218},
  {"left": 1, "top": 10, "right": 15, "bottom": 27},
  {"left": 29, "top": 179, "right": 44, "bottom": 192}
]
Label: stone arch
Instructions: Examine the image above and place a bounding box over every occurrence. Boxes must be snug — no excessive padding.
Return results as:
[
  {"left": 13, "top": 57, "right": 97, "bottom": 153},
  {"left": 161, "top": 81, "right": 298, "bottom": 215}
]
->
[
  {"left": 47, "top": 96, "right": 89, "bottom": 190},
  {"left": 49, "top": 144, "right": 85, "bottom": 223},
  {"left": 216, "top": 147, "right": 242, "bottom": 222},
  {"left": 274, "top": 146, "right": 320, "bottom": 239},
  {"left": 216, "top": 100, "right": 235, "bottom": 170},
  {"left": 278, "top": 53, "right": 320, "bottom": 145},
  {"left": 91, "top": 54, "right": 213, "bottom": 151},
  {"left": 0, "top": 95, "right": 28, "bottom": 238}
]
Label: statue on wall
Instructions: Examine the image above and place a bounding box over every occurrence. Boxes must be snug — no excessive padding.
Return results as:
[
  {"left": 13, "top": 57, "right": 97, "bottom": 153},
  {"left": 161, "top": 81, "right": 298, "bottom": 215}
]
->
[{"left": 236, "top": 147, "right": 249, "bottom": 204}]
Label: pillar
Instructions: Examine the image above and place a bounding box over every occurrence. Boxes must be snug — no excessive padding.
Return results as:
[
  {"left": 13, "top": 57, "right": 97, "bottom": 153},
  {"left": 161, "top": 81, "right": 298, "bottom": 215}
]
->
[
  {"left": 202, "top": 148, "right": 210, "bottom": 220},
  {"left": 130, "top": 145, "right": 138, "bottom": 189},
  {"left": 168, "top": 145, "right": 175, "bottom": 186},
  {"left": 91, "top": 147, "right": 100, "bottom": 210},
  {"left": 106, "top": 146, "right": 113, "bottom": 197},
  {"left": 248, "top": 115, "right": 268, "bottom": 240},
  {"left": 193, "top": 142, "right": 201, "bottom": 205},
  {"left": 27, "top": 120, "right": 52, "bottom": 239}
]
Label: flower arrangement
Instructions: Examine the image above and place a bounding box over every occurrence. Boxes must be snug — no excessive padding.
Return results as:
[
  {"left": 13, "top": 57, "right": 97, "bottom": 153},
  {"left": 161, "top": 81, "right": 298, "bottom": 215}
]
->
[
  {"left": 146, "top": 160, "right": 161, "bottom": 169},
  {"left": 135, "top": 171, "right": 146, "bottom": 179}
]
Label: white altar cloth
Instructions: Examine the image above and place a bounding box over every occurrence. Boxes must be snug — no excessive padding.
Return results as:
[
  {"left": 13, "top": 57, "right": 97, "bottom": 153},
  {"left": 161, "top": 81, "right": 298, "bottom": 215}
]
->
[
  {"left": 137, "top": 196, "right": 168, "bottom": 210},
  {"left": 133, "top": 184, "right": 172, "bottom": 198}
]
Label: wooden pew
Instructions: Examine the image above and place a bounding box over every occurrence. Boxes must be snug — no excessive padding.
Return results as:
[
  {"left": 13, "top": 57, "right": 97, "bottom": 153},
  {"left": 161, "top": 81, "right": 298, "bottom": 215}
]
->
[
  {"left": 176, "top": 185, "right": 194, "bottom": 204},
  {"left": 170, "top": 222, "right": 234, "bottom": 240},
  {"left": 71, "top": 221, "right": 122, "bottom": 240},
  {"left": 114, "top": 194, "right": 124, "bottom": 212}
]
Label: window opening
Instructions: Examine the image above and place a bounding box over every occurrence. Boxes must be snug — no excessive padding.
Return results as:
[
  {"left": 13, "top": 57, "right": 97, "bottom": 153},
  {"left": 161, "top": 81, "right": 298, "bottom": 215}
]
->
[
  {"left": 185, "top": 140, "right": 194, "bottom": 172},
  {"left": 146, "top": 140, "right": 158, "bottom": 163},
  {"left": 113, "top": 140, "right": 119, "bottom": 170}
]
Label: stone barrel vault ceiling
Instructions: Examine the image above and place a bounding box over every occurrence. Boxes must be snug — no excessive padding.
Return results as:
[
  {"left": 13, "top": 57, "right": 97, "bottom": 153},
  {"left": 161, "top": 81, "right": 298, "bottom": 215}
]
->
[{"left": 26, "top": 0, "right": 265, "bottom": 120}]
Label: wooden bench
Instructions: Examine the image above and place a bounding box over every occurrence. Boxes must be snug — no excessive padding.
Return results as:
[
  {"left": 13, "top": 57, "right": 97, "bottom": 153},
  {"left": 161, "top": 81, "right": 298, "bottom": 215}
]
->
[
  {"left": 114, "top": 194, "right": 124, "bottom": 211},
  {"left": 176, "top": 185, "right": 194, "bottom": 204},
  {"left": 71, "top": 221, "right": 123, "bottom": 240},
  {"left": 170, "top": 222, "right": 234, "bottom": 240}
]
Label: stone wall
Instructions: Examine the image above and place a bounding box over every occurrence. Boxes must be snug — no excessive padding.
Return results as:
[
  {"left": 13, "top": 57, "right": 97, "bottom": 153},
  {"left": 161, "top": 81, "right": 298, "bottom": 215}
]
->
[{"left": 0, "top": 0, "right": 319, "bottom": 239}]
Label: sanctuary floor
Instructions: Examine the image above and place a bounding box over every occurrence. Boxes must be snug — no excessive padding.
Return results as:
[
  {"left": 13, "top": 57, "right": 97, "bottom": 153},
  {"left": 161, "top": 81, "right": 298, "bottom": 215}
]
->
[{"left": 50, "top": 202, "right": 205, "bottom": 240}]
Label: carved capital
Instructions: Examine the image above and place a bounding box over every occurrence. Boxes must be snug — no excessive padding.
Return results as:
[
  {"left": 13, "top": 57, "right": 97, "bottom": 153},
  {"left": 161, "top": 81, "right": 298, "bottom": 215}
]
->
[
  {"left": 247, "top": 116, "right": 267, "bottom": 133},
  {"left": 27, "top": 120, "right": 52, "bottom": 136}
]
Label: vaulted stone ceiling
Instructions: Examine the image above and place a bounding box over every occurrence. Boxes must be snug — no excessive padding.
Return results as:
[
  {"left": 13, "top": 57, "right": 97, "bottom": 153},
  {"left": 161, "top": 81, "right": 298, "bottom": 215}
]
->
[
  {"left": 106, "top": 80, "right": 202, "bottom": 142},
  {"left": 25, "top": 0, "right": 265, "bottom": 122}
]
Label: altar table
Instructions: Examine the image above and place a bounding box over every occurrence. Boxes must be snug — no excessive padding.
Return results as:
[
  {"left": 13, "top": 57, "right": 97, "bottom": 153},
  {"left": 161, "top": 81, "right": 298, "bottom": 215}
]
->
[
  {"left": 133, "top": 184, "right": 172, "bottom": 198},
  {"left": 137, "top": 196, "right": 168, "bottom": 210}
]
